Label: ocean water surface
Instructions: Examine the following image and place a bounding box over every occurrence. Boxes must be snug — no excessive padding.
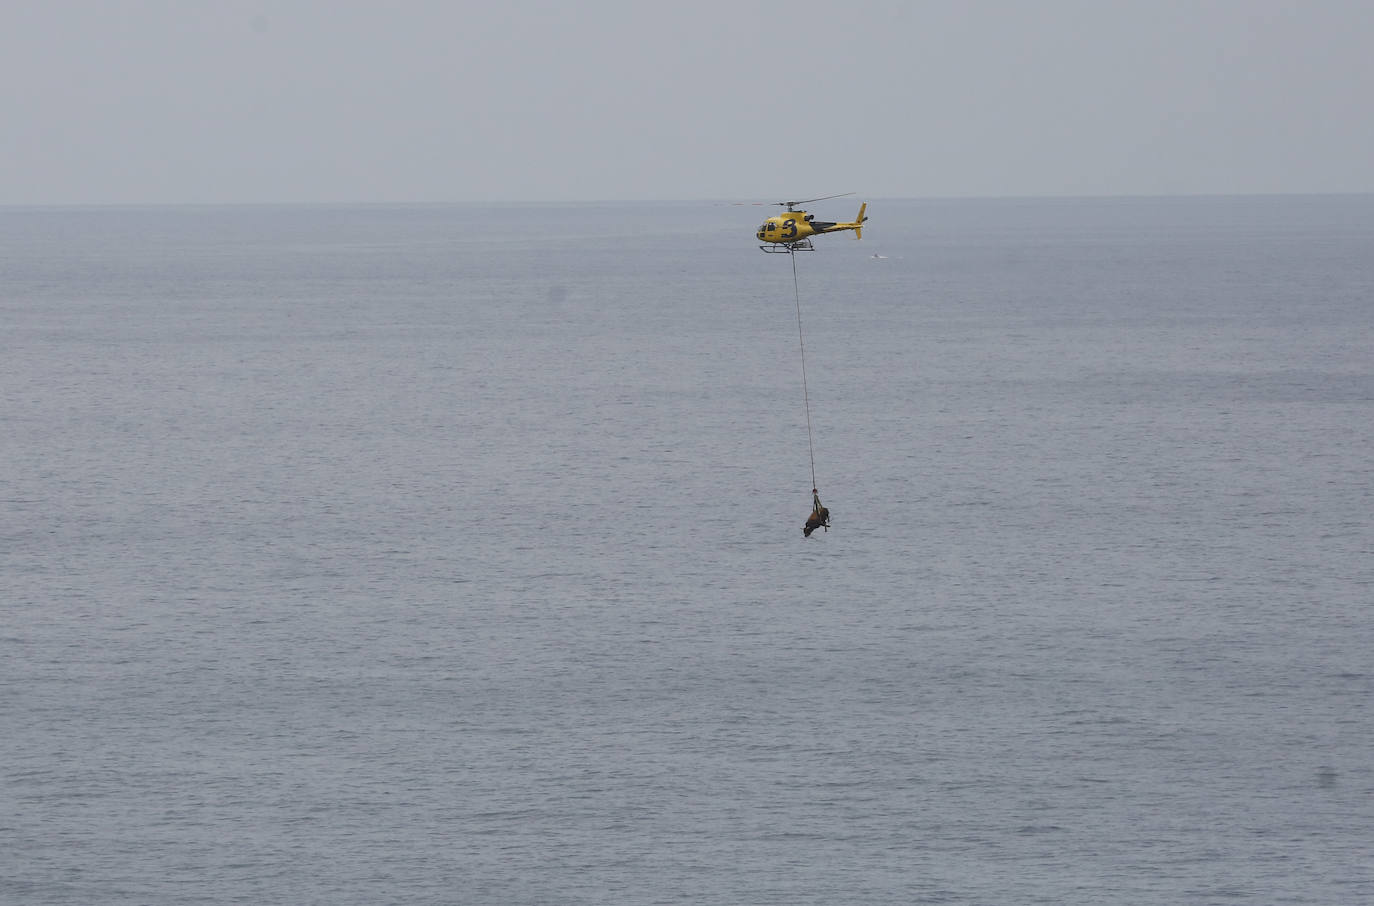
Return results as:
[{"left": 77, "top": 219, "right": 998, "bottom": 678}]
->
[{"left": 3, "top": 196, "right": 1373, "bottom": 904}]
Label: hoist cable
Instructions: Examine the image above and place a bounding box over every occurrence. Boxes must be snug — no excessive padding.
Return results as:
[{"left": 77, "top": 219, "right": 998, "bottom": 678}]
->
[{"left": 791, "top": 249, "right": 818, "bottom": 493}]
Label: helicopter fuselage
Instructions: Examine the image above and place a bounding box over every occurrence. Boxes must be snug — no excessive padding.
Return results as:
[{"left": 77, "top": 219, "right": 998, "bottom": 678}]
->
[{"left": 756, "top": 212, "right": 834, "bottom": 244}]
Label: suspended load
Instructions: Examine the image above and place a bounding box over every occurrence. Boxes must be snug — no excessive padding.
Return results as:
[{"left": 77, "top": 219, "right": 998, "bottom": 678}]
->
[{"left": 804, "top": 489, "right": 831, "bottom": 538}]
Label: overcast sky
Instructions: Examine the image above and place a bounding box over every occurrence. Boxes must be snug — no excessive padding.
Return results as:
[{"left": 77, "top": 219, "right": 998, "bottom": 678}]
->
[{"left": 4, "top": 0, "right": 1372, "bottom": 204}]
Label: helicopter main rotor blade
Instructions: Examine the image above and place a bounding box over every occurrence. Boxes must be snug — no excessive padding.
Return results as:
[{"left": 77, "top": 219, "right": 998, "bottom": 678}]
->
[
  {"left": 727, "top": 193, "right": 856, "bottom": 207},
  {"left": 783, "top": 192, "right": 855, "bottom": 207}
]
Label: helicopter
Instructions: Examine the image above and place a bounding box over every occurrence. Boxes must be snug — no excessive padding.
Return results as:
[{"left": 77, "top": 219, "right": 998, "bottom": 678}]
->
[{"left": 748, "top": 193, "right": 868, "bottom": 253}]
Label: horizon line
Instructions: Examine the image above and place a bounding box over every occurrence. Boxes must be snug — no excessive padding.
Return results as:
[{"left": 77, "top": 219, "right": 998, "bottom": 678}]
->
[{"left": 4, "top": 190, "right": 1374, "bottom": 210}]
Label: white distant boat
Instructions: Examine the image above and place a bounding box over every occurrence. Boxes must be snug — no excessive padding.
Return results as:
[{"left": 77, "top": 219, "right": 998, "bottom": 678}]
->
[{"left": 870, "top": 253, "right": 887, "bottom": 259}]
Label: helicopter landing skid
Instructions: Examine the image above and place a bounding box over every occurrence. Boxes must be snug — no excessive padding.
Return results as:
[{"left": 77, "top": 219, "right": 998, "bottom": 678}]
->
[{"left": 760, "top": 239, "right": 815, "bottom": 254}]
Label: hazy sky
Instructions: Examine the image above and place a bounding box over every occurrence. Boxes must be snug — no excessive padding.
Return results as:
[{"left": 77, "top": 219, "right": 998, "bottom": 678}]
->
[{"left": 4, "top": 0, "right": 1372, "bottom": 204}]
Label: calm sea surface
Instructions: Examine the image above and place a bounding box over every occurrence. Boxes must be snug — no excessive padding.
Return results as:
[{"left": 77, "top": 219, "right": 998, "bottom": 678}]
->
[{"left": 3, "top": 197, "right": 1373, "bottom": 904}]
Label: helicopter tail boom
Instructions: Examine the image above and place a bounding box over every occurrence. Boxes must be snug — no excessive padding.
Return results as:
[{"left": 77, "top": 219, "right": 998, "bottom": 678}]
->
[
  {"left": 820, "top": 202, "right": 867, "bottom": 239},
  {"left": 807, "top": 200, "right": 873, "bottom": 239}
]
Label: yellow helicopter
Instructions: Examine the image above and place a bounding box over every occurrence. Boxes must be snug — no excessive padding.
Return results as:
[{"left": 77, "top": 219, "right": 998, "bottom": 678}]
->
[{"left": 748, "top": 193, "right": 868, "bottom": 253}]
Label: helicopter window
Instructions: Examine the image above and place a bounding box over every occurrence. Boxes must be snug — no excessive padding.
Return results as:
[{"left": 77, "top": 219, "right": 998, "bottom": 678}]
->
[
  {"left": 804, "top": 214, "right": 814, "bottom": 221},
  {"left": 765, "top": 222, "right": 776, "bottom": 231}
]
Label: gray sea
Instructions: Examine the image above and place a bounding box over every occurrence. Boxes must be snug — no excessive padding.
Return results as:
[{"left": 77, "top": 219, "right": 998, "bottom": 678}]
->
[{"left": 3, "top": 196, "right": 1372, "bottom": 905}]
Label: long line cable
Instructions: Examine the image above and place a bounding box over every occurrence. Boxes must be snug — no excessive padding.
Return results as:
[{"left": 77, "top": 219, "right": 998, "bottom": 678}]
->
[{"left": 790, "top": 249, "right": 817, "bottom": 492}]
